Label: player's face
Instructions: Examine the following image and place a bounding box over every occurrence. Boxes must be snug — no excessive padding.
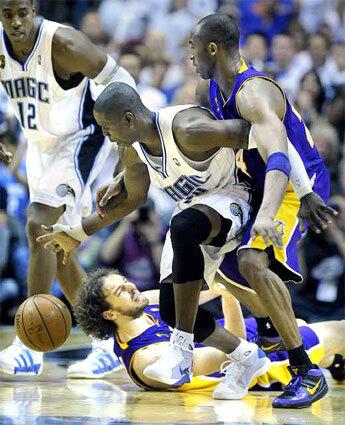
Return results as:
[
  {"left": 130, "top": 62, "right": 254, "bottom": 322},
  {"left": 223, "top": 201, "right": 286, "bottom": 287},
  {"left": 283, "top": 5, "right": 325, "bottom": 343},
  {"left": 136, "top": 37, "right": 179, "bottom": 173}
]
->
[
  {"left": 0, "top": 0, "right": 35, "bottom": 44},
  {"left": 102, "top": 273, "right": 149, "bottom": 320},
  {"left": 95, "top": 111, "right": 133, "bottom": 147},
  {"left": 189, "top": 34, "right": 214, "bottom": 79}
]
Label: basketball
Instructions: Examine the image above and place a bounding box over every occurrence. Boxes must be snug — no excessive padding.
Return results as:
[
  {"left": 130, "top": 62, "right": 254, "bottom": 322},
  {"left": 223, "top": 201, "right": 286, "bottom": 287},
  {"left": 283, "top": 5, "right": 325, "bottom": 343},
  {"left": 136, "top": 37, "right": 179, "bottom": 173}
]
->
[{"left": 15, "top": 295, "right": 72, "bottom": 352}]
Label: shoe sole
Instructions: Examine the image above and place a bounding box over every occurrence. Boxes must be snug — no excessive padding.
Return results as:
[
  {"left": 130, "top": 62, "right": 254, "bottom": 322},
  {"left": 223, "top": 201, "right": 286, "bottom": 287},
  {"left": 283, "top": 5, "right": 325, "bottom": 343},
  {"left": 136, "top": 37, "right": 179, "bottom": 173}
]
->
[
  {"left": 213, "top": 357, "right": 272, "bottom": 400},
  {"left": 273, "top": 380, "right": 329, "bottom": 409},
  {"left": 143, "top": 368, "right": 192, "bottom": 386},
  {"left": 0, "top": 366, "right": 43, "bottom": 376},
  {"left": 67, "top": 364, "right": 124, "bottom": 379}
]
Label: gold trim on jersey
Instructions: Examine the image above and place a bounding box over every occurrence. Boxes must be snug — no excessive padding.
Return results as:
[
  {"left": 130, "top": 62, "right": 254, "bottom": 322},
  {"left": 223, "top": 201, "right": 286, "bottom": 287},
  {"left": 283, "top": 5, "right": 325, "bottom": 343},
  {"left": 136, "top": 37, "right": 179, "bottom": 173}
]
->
[{"left": 235, "top": 76, "right": 287, "bottom": 122}]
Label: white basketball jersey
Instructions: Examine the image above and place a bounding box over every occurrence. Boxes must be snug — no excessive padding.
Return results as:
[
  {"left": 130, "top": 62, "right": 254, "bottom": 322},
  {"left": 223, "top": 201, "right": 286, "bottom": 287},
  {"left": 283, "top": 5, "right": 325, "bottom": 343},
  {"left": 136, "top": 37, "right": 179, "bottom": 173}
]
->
[
  {"left": 0, "top": 19, "right": 99, "bottom": 152},
  {"left": 132, "top": 105, "right": 246, "bottom": 206}
]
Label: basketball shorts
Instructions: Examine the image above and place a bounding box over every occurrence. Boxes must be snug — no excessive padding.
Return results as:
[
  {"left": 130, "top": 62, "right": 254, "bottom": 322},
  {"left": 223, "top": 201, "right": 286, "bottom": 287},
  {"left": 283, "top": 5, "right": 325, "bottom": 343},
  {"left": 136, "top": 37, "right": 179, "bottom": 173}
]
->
[
  {"left": 26, "top": 127, "right": 112, "bottom": 225},
  {"left": 160, "top": 186, "right": 251, "bottom": 286},
  {"left": 219, "top": 167, "right": 331, "bottom": 290}
]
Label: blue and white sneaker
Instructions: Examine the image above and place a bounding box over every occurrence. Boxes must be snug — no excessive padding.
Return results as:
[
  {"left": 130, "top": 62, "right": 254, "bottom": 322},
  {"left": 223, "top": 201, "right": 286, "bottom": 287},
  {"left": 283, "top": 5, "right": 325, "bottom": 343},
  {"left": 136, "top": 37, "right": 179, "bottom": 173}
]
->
[
  {"left": 0, "top": 337, "right": 43, "bottom": 376},
  {"left": 67, "top": 338, "right": 123, "bottom": 379},
  {"left": 143, "top": 342, "right": 193, "bottom": 386},
  {"left": 213, "top": 341, "right": 271, "bottom": 400}
]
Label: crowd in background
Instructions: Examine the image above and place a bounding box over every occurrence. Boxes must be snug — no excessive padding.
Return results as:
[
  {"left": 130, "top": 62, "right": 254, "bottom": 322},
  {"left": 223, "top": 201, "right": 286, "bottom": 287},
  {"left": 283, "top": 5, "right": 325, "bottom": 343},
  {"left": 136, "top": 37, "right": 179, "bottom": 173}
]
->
[{"left": 0, "top": 0, "right": 344, "bottom": 325}]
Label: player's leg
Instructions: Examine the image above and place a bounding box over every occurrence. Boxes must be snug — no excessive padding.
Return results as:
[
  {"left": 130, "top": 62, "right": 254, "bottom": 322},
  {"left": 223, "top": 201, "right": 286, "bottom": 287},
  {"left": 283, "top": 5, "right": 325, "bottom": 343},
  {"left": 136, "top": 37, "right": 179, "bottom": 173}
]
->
[
  {"left": 145, "top": 202, "right": 270, "bottom": 396},
  {"left": 26, "top": 202, "right": 65, "bottom": 296},
  {"left": 56, "top": 251, "right": 86, "bottom": 304},
  {"left": 236, "top": 188, "right": 329, "bottom": 408},
  {"left": 238, "top": 249, "right": 303, "bottom": 351}
]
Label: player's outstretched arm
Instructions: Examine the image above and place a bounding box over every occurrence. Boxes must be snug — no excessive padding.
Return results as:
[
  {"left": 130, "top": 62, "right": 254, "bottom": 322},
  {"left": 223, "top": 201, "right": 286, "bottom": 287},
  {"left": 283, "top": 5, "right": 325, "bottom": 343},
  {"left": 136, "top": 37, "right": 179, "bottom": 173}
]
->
[
  {"left": 52, "top": 27, "right": 135, "bottom": 87},
  {"left": 174, "top": 107, "right": 250, "bottom": 150},
  {"left": 37, "top": 148, "right": 150, "bottom": 264},
  {"left": 236, "top": 79, "right": 290, "bottom": 247}
]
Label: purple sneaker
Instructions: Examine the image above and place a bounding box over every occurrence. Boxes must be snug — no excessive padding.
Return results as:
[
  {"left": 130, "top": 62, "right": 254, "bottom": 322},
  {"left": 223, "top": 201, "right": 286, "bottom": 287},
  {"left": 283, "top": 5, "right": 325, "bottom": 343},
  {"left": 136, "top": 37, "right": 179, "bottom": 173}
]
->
[
  {"left": 258, "top": 336, "right": 286, "bottom": 354},
  {"left": 273, "top": 365, "right": 328, "bottom": 409}
]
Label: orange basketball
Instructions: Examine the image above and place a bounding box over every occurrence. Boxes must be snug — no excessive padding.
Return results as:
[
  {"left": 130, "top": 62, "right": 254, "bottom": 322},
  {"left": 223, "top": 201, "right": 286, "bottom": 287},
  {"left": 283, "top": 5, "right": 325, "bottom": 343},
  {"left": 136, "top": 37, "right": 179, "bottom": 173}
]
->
[{"left": 15, "top": 294, "right": 72, "bottom": 352}]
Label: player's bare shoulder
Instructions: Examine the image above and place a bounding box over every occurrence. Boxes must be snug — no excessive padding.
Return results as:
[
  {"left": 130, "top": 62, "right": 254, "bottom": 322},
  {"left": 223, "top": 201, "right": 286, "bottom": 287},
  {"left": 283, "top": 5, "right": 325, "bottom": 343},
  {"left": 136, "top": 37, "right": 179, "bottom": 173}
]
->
[
  {"left": 52, "top": 26, "right": 106, "bottom": 77},
  {"left": 236, "top": 78, "right": 285, "bottom": 120}
]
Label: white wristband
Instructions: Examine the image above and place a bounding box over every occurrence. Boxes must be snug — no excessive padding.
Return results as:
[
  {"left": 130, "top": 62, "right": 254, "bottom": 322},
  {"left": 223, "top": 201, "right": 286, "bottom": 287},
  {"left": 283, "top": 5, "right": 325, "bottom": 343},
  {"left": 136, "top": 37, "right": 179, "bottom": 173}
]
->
[
  {"left": 248, "top": 128, "right": 257, "bottom": 150},
  {"left": 287, "top": 141, "right": 313, "bottom": 199},
  {"left": 93, "top": 55, "right": 119, "bottom": 86},
  {"left": 58, "top": 222, "right": 88, "bottom": 242}
]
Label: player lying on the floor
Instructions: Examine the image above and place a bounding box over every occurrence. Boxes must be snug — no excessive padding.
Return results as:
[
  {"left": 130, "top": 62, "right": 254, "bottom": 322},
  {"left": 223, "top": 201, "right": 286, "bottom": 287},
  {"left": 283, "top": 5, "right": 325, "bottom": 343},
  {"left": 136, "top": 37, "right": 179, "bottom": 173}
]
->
[{"left": 75, "top": 268, "right": 345, "bottom": 393}]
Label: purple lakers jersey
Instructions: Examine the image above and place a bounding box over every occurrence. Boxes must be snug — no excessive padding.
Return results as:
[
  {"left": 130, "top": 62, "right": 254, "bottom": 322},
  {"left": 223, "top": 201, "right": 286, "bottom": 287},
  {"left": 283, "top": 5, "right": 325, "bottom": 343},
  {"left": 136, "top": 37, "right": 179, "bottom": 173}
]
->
[{"left": 209, "top": 60, "right": 327, "bottom": 196}]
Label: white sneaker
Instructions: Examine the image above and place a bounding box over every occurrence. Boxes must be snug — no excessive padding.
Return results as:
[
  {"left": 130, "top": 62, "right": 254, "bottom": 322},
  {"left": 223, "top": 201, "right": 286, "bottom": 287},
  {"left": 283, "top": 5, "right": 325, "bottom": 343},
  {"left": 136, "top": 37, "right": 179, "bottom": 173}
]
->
[
  {"left": 143, "top": 328, "right": 194, "bottom": 386},
  {"left": 67, "top": 338, "right": 123, "bottom": 379},
  {"left": 0, "top": 337, "right": 43, "bottom": 376},
  {"left": 213, "top": 341, "right": 271, "bottom": 400}
]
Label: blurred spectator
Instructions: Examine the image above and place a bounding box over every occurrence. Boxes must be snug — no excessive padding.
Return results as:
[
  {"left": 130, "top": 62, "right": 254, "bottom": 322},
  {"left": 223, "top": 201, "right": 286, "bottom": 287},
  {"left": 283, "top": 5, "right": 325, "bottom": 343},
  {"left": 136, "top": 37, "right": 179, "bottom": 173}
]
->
[
  {"left": 80, "top": 9, "right": 110, "bottom": 48},
  {"left": 119, "top": 54, "right": 168, "bottom": 109},
  {"left": 311, "top": 122, "right": 340, "bottom": 192},
  {"left": 297, "top": 195, "right": 345, "bottom": 320},
  {"left": 298, "top": 33, "right": 338, "bottom": 92},
  {"left": 242, "top": 32, "right": 268, "bottom": 71},
  {"left": 268, "top": 33, "right": 301, "bottom": 100},
  {"left": 99, "top": 202, "right": 163, "bottom": 291},
  {"left": 325, "top": 85, "right": 345, "bottom": 142},
  {"left": 238, "top": 0, "right": 296, "bottom": 43},
  {"left": 300, "top": 71, "right": 326, "bottom": 114}
]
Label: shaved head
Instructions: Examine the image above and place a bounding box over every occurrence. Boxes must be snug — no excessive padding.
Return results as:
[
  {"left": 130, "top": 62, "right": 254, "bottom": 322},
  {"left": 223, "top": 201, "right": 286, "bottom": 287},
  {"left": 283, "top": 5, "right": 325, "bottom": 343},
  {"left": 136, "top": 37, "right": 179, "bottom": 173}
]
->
[
  {"left": 94, "top": 82, "right": 145, "bottom": 121},
  {"left": 192, "top": 13, "right": 240, "bottom": 51}
]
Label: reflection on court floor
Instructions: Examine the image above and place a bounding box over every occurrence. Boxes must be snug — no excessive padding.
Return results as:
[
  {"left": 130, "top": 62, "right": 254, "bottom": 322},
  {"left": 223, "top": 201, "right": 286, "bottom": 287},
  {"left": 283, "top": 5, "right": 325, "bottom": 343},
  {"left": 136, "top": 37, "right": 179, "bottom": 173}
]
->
[{"left": 0, "top": 328, "right": 344, "bottom": 425}]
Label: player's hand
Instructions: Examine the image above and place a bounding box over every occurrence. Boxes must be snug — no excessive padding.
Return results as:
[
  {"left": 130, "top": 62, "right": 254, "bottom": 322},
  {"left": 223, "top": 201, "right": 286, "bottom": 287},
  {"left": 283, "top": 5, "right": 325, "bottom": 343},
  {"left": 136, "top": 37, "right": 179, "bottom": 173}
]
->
[
  {"left": 36, "top": 224, "right": 80, "bottom": 265},
  {"left": 0, "top": 143, "right": 12, "bottom": 164},
  {"left": 96, "top": 173, "right": 125, "bottom": 218},
  {"left": 251, "top": 215, "right": 283, "bottom": 249},
  {"left": 298, "top": 192, "right": 338, "bottom": 234}
]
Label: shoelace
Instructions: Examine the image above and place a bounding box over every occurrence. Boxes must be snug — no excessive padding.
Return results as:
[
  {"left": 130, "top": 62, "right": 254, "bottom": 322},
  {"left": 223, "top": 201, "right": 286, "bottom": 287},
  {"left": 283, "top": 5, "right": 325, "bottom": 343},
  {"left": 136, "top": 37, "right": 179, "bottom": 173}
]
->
[
  {"left": 281, "top": 375, "right": 303, "bottom": 396},
  {"left": 220, "top": 360, "right": 245, "bottom": 385}
]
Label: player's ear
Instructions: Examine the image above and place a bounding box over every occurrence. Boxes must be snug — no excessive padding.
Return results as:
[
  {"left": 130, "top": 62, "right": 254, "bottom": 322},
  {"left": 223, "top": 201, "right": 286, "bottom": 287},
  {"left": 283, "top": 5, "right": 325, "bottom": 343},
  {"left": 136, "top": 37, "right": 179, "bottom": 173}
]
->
[
  {"left": 208, "top": 42, "right": 218, "bottom": 57},
  {"left": 102, "top": 310, "right": 117, "bottom": 321},
  {"left": 123, "top": 112, "right": 134, "bottom": 127}
]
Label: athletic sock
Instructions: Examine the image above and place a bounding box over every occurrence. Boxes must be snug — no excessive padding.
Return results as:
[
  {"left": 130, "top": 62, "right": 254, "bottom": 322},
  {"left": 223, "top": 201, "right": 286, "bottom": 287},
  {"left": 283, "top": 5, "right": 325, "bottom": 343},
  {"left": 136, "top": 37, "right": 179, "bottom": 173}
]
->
[
  {"left": 171, "top": 328, "right": 194, "bottom": 351},
  {"left": 254, "top": 317, "right": 280, "bottom": 338},
  {"left": 287, "top": 345, "right": 314, "bottom": 371}
]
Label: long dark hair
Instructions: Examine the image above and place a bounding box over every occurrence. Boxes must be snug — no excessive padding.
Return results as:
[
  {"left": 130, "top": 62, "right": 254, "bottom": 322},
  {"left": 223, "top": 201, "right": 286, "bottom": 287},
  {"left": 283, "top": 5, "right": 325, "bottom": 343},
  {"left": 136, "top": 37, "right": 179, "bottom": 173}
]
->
[
  {"left": 300, "top": 70, "right": 326, "bottom": 113},
  {"left": 75, "top": 268, "right": 118, "bottom": 340}
]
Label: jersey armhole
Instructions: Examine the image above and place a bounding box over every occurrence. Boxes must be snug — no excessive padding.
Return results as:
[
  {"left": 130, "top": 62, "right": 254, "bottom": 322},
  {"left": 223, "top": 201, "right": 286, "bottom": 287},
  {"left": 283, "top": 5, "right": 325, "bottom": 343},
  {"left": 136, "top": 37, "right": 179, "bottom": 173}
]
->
[{"left": 235, "top": 76, "right": 287, "bottom": 121}]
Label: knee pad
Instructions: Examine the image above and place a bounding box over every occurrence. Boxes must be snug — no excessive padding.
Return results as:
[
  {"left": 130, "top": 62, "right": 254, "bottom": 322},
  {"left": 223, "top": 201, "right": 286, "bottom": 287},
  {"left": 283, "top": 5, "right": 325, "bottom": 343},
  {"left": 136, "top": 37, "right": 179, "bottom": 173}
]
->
[
  {"left": 170, "top": 208, "right": 212, "bottom": 247},
  {"left": 159, "top": 281, "right": 176, "bottom": 327},
  {"left": 170, "top": 209, "right": 212, "bottom": 283}
]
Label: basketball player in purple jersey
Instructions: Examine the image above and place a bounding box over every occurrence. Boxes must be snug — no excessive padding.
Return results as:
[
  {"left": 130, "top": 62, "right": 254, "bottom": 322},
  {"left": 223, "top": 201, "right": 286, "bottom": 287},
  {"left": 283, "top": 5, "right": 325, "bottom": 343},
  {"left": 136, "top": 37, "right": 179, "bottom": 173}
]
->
[{"left": 189, "top": 14, "right": 336, "bottom": 408}]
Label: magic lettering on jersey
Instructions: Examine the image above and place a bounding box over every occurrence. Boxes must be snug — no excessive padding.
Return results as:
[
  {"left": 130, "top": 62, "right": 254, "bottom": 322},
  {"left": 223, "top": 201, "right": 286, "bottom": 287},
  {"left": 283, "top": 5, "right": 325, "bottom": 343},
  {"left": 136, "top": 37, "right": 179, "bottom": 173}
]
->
[
  {"left": 1, "top": 77, "right": 49, "bottom": 103},
  {"left": 163, "top": 174, "right": 210, "bottom": 203}
]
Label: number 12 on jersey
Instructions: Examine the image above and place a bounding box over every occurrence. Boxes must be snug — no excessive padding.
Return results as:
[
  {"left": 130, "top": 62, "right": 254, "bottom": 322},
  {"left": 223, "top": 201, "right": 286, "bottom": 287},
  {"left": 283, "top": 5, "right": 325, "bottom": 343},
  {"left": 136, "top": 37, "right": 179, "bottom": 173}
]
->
[{"left": 18, "top": 102, "right": 37, "bottom": 130}]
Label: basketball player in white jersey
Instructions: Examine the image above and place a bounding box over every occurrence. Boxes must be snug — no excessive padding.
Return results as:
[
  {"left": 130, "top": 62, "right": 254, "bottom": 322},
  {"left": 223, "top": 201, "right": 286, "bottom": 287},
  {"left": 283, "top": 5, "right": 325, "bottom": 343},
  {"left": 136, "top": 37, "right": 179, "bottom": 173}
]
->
[
  {"left": 37, "top": 82, "right": 272, "bottom": 397},
  {"left": 0, "top": 0, "right": 136, "bottom": 377}
]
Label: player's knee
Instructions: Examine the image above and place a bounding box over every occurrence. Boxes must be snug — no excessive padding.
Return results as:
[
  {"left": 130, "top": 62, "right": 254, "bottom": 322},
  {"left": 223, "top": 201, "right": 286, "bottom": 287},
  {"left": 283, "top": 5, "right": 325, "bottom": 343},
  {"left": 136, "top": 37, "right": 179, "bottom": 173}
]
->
[
  {"left": 170, "top": 208, "right": 211, "bottom": 247},
  {"left": 238, "top": 249, "right": 267, "bottom": 283},
  {"left": 25, "top": 218, "right": 43, "bottom": 246}
]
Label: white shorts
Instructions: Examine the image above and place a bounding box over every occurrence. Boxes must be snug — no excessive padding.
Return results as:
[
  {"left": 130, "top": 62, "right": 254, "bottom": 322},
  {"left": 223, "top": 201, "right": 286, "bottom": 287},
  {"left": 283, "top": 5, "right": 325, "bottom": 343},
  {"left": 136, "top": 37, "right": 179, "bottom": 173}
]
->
[
  {"left": 160, "top": 187, "right": 251, "bottom": 286},
  {"left": 26, "top": 126, "right": 112, "bottom": 225}
]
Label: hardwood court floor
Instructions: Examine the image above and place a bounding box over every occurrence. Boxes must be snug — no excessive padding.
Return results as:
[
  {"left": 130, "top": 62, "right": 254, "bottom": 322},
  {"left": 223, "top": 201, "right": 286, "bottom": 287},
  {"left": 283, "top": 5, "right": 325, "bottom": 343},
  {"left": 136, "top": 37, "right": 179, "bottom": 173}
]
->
[{"left": 0, "top": 328, "right": 344, "bottom": 425}]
